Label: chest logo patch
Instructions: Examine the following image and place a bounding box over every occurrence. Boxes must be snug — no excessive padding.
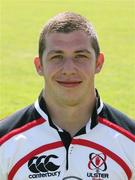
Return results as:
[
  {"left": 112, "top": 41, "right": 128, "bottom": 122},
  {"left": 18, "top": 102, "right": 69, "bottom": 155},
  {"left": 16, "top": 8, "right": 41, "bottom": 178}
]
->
[
  {"left": 88, "top": 153, "right": 107, "bottom": 171},
  {"left": 87, "top": 153, "right": 109, "bottom": 179},
  {"left": 28, "top": 154, "right": 61, "bottom": 178}
]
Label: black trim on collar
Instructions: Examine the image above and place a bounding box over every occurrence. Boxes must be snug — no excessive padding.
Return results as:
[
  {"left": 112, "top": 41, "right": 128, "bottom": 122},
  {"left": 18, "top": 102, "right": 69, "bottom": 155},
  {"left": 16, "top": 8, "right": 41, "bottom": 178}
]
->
[
  {"left": 38, "top": 91, "right": 58, "bottom": 131},
  {"left": 37, "top": 89, "right": 103, "bottom": 134},
  {"left": 91, "top": 89, "right": 100, "bottom": 129}
]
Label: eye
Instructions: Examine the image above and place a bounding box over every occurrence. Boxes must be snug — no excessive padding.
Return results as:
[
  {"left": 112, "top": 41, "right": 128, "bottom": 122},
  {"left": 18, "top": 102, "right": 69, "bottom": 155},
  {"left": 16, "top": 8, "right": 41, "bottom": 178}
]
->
[
  {"left": 75, "top": 54, "right": 89, "bottom": 60},
  {"left": 51, "top": 55, "right": 63, "bottom": 60}
]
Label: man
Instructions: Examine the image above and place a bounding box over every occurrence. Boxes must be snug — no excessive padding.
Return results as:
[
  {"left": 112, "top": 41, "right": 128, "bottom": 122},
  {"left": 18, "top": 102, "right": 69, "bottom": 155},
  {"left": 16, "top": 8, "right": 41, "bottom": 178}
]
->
[{"left": 0, "top": 12, "right": 135, "bottom": 180}]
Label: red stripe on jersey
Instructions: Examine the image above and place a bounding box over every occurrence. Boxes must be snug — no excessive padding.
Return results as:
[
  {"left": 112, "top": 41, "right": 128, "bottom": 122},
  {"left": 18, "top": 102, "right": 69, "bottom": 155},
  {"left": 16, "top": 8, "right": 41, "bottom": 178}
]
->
[
  {"left": 0, "top": 118, "right": 45, "bottom": 145},
  {"left": 98, "top": 117, "right": 135, "bottom": 142},
  {"left": 72, "top": 139, "right": 132, "bottom": 180},
  {"left": 8, "top": 141, "right": 64, "bottom": 180}
]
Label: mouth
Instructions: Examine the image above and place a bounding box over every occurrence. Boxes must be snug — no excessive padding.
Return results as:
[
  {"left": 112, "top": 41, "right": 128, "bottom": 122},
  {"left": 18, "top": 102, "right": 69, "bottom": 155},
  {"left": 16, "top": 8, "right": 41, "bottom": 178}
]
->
[{"left": 56, "top": 80, "right": 82, "bottom": 88}]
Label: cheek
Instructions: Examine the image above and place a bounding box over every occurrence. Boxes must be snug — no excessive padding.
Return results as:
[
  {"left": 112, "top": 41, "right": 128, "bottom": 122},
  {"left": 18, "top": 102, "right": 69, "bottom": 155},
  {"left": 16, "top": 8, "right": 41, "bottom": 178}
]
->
[
  {"left": 79, "top": 63, "right": 96, "bottom": 76},
  {"left": 43, "top": 64, "right": 60, "bottom": 80}
]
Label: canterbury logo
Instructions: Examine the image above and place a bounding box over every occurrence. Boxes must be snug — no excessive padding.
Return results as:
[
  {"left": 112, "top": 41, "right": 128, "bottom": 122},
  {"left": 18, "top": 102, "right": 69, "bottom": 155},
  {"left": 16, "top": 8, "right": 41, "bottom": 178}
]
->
[{"left": 28, "top": 154, "right": 60, "bottom": 173}]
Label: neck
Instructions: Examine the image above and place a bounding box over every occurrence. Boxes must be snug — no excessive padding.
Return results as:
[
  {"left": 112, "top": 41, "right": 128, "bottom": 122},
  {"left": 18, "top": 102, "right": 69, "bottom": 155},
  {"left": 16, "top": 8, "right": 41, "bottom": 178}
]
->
[{"left": 43, "top": 91, "right": 96, "bottom": 137}]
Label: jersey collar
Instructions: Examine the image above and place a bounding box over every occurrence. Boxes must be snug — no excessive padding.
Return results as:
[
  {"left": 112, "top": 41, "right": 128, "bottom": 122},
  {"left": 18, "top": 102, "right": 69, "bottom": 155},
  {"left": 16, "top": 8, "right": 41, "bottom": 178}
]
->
[{"left": 34, "top": 89, "right": 104, "bottom": 133}]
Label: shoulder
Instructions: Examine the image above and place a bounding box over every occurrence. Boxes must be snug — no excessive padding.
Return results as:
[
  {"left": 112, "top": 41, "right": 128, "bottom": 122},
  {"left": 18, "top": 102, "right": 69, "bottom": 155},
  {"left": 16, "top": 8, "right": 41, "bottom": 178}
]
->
[
  {"left": 100, "top": 103, "right": 135, "bottom": 135},
  {"left": 0, "top": 104, "right": 40, "bottom": 138}
]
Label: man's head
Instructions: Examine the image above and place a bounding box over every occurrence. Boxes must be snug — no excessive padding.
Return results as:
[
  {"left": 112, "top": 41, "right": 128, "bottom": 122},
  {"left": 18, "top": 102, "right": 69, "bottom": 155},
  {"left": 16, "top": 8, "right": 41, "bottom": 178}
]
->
[
  {"left": 39, "top": 12, "right": 100, "bottom": 62},
  {"left": 34, "top": 12, "right": 104, "bottom": 107}
]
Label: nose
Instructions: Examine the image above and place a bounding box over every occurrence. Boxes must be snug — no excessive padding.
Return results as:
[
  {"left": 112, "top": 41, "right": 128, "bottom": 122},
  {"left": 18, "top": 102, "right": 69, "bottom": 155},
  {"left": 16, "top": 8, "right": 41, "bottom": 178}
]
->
[{"left": 61, "top": 58, "right": 76, "bottom": 75}]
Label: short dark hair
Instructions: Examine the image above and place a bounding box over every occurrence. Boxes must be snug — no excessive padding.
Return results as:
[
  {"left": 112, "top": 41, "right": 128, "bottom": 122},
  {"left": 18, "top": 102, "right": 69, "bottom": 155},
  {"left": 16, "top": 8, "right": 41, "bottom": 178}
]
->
[{"left": 39, "top": 12, "right": 100, "bottom": 61}]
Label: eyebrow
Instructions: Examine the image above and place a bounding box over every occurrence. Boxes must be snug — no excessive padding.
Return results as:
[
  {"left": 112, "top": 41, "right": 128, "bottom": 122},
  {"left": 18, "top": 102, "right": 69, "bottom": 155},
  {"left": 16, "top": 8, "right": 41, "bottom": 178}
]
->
[
  {"left": 74, "top": 49, "right": 91, "bottom": 54},
  {"left": 48, "top": 50, "right": 64, "bottom": 55},
  {"left": 47, "top": 49, "right": 91, "bottom": 55}
]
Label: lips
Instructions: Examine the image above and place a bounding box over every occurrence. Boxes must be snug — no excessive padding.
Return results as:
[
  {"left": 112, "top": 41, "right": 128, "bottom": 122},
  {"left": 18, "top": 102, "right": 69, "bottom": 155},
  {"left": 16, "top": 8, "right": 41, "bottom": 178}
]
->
[{"left": 56, "top": 80, "right": 82, "bottom": 88}]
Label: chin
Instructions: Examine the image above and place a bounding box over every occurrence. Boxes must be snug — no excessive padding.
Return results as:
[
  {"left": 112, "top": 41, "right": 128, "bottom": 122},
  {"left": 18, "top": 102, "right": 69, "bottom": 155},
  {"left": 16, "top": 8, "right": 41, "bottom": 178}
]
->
[{"left": 60, "top": 96, "right": 82, "bottom": 106}]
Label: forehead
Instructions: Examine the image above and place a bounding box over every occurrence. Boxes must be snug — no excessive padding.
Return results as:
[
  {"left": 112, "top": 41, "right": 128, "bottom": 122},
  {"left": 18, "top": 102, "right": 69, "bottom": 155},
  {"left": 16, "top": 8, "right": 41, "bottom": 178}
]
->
[{"left": 45, "top": 31, "right": 93, "bottom": 52}]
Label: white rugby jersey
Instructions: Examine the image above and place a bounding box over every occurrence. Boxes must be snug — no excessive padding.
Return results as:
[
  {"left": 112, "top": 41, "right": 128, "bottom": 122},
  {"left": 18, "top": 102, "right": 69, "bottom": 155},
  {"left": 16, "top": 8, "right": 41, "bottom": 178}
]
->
[{"left": 0, "top": 91, "right": 135, "bottom": 180}]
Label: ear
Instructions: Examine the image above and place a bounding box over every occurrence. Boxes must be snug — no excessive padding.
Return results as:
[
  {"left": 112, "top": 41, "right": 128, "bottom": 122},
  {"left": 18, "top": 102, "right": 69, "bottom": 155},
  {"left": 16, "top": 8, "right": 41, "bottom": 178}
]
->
[
  {"left": 95, "top": 53, "right": 104, "bottom": 74},
  {"left": 34, "top": 57, "right": 43, "bottom": 76}
]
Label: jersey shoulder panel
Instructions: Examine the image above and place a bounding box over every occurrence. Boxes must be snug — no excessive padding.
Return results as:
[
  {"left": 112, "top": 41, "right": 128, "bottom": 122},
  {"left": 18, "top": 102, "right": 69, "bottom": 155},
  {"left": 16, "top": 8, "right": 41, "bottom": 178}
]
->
[
  {"left": 100, "top": 103, "right": 135, "bottom": 135},
  {"left": 0, "top": 104, "right": 40, "bottom": 138}
]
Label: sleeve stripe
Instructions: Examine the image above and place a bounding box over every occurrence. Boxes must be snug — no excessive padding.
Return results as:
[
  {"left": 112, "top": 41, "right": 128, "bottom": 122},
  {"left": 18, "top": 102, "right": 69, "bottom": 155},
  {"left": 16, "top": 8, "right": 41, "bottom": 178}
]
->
[{"left": 0, "top": 118, "right": 45, "bottom": 145}]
